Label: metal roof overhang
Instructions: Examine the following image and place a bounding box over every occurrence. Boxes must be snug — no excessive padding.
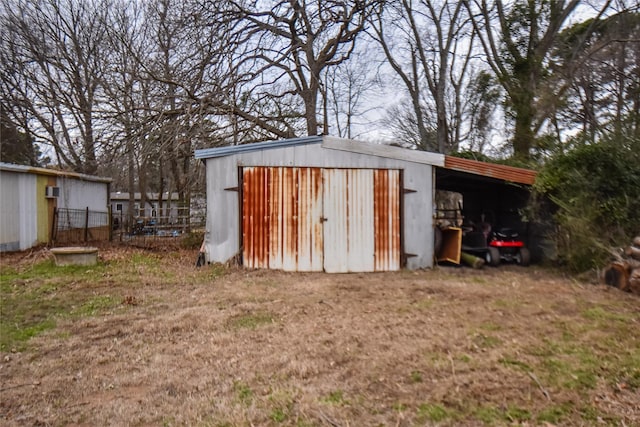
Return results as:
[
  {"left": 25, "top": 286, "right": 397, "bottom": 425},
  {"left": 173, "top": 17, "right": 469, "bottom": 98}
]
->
[
  {"left": 441, "top": 156, "right": 537, "bottom": 186},
  {"left": 0, "top": 162, "right": 112, "bottom": 183},
  {"left": 321, "top": 136, "right": 445, "bottom": 166},
  {"left": 436, "top": 157, "right": 537, "bottom": 237}
]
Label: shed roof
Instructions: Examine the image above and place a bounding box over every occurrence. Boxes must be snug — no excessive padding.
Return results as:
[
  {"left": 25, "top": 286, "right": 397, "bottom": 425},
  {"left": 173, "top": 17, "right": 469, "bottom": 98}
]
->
[
  {"left": 0, "top": 162, "right": 112, "bottom": 184},
  {"left": 193, "top": 136, "right": 537, "bottom": 185},
  {"left": 194, "top": 135, "right": 446, "bottom": 167}
]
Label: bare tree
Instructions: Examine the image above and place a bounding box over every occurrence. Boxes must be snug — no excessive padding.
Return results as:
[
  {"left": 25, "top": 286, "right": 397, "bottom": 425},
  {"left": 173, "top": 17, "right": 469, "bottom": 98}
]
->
[
  {"left": 220, "top": 0, "right": 377, "bottom": 137},
  {"left": 550, "top": 10, "right": 640, "bottom": 146},
  {"left": 323, "top": 49, "right": 381, "bottom": 139},
  {"left": 0, "top": 0, "right": 111, "bottom": 174},
  {"left": 100, "top": 0, "right": 151, "bottom": 224},
  {"left": 463, "top": 69, "right": 502, "bottom": 153},
  {"left": 371, "top": 0, "right": 473, "bottom": 153}
]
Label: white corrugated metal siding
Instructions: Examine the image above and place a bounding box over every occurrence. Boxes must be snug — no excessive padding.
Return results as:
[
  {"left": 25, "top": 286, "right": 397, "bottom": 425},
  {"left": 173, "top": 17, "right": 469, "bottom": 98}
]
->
[
  {"left": 58, "top": 177, "right": 109, "bottom": 211},
  {"left": 323, "top": 169, "right": 376, "bottom": 273},
  {"left": 0, "top": 171, "right": 38, "bottom": 251}
]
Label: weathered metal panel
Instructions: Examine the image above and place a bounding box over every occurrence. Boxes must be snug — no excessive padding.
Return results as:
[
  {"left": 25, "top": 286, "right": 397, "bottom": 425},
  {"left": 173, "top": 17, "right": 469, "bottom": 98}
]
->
[
  {"left": 58, "top": 178, "right": 109, "bottom": 211},
  {"left": 322, "top": 169, "right": 350, "bottom": 273},
  {"left": 0, "top": 170, "right": 39, "bottom": 251},
  {"left": 322, "top": 137, "right": 445, "bottom": 167},
  {"left": 195, "top": 135, "right": 323, "bottom": 159},
  {"left": 243, "top": 167, "right": 323, "bottom": 271},
  {"left": 268, "top": 167, "right": 283, "bottom": 268},
  {"left": 347, "top": 169, "right": 375, "bottom": 272},
  {"left": 322, "top": 169, "right": 400, "bottom": 272},
  {"left": 281, "top": 167, "right": 297, "bottom": 271},
  {"left": 205, "top": 156, "right": 240, "bottom": 264},
  {"left": 243, "top": 167, "right": 401, "bottom": 272},
  {"left": 242, "top": 167, "right": 270, "bottom": 269},
  {"left": 296, "top": 168, "right": 323, "bottom": 271},
  {"left": 374, "top": 169, "right": 401, "bottom": 271},
  {"left": 444, "top": 156, "right": 537, "bottom": 185}
]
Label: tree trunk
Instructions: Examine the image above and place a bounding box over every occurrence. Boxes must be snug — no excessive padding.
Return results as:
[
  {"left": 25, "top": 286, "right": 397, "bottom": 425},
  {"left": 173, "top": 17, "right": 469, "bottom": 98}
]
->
[
  {"left": 512, "top": 87, "right": 536, "bottom": 158},
  {"left": 127, "top": 134, "right": 135, "bottom": 230},
  {"left": 303, "top": 85, "right": 319, "bottom": 136}
]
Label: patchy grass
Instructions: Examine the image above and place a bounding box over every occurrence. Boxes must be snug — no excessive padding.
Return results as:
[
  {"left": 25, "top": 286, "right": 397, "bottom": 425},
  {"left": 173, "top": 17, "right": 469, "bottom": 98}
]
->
[
  {"left": 416, "top": 403, "right": 455, "bottom": 423},
  {"left": 0, "top": 259, "right": 112, "bottom": 351},
  {"left": 226, "top": 311, "right": 275, "bottom": 330},
  {"left": 0, "top": 247, "right": 638, "bottom": 426}
]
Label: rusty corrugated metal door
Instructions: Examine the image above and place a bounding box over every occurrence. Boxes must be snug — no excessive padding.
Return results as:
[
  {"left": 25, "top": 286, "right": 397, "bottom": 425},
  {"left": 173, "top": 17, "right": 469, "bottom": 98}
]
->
[
  {"left": 296, "top": 167, "right": 323, "bottom": 271},
  {"left": 243, "top": 167, "right": 399, "bottom": 272},
  {"left": 322, "top": 169, "right": 375, "bottom": 273},
  {"left": 322, "top": 169, "right": 400, "bottom": 273},
  {"left": 242, "top": 167, "right": 269, "bottom": 269},
  {"left": 243, "top": 167, "right": 323, "bottom": 271},
  {"left": 374, "top": 169, "right": 400, "bottom": 271}
]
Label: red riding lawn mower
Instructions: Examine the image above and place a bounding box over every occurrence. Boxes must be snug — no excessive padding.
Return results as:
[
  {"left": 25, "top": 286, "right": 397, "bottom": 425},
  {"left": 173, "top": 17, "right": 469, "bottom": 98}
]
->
[
  {"left": 462, "top": 226, "right": 531, "bottom": 267},
  {"left": 487, "top": 228, "right": 531, "bottom": 266}
]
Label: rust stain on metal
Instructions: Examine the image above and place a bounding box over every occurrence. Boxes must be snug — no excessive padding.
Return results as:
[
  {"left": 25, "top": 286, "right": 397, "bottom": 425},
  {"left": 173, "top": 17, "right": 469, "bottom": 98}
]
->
[
  {"left": 444, "top": 156, "right": 537, "bottom": 185},
  {"left": 243, "top": 166, "right": 324, "bottom": 271},
  {"left": 374, "top": 170, "right": 400, "bottom": 271},
  {"left": 243, "top": 167, "right": 400, "bottom": 272},
  {"left": 311, "top": 168, "right": 323, "bottom": 269},
  {"left": 268, "top": 167, "right": 280, "bottom": 267}
]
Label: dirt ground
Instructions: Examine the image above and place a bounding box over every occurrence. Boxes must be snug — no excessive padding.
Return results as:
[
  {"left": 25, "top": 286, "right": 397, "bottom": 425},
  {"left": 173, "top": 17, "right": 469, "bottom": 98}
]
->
[{"left": 1, "top": 246, "right": 639, "bottom": 426}]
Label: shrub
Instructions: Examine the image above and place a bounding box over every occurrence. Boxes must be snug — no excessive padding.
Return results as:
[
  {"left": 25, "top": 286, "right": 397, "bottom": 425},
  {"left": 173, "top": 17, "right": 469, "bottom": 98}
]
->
[
  {"left": 532, "top": 135, "right": 640, "bottom": 272},
  {"left": 181, "top": 231, "right": 204, "bottom": 250}
]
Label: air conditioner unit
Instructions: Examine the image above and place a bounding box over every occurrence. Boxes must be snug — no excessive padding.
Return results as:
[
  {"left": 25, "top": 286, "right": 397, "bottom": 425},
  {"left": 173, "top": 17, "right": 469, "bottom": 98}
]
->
[{"left": 45, "top": 186, "right": 60, "bottom": 198}]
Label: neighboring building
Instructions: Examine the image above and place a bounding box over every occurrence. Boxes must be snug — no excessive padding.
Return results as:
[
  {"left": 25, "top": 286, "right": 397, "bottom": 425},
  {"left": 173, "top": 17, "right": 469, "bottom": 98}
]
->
[
  {"left": 109, "top": 192, "right": 206, "bottom": 227},
  {"left": 195, "top": 136, "right": 537, "bottom": 273},
  {"left": 110, "top": 192, "right": 181, "bottom": 223},
  {"left": 0, "top": 162, "right": 111, "bottom": 252}
]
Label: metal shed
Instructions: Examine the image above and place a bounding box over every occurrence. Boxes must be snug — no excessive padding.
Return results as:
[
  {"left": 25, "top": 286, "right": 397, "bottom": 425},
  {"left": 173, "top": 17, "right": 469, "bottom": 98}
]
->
[
  {"left": 195, "top": 136, "right": 444, "bottom": 272},
  {"left": 0, "top": 162, "right": 111, "bottom": 252},
  {"left": 195, "top": 136, "right": 539, "bottom": 272}
]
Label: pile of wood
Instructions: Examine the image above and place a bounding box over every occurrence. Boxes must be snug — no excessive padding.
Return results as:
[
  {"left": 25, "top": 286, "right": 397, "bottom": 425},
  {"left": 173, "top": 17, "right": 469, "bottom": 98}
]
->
[{"left": 602, "top": 236, "right": 640, "bottom": 293}]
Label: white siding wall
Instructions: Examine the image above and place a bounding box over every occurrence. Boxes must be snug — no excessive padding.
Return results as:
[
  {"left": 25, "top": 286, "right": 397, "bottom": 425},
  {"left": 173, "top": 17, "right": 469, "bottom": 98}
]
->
[
  {"left": 0, "top": 171, "right": 38, "bottom": 251},
  {"left": 204, "top": 143, "right": 435, "bottom": 269},
  {"left": 58, "top": 177, "right": 108, "bottom": 211}
]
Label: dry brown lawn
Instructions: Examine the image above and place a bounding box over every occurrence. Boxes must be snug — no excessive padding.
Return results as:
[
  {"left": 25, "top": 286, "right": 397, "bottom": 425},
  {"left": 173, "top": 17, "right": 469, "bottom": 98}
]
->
[{"left": 1, "top": 246, "right": 639, "bottom": 426}]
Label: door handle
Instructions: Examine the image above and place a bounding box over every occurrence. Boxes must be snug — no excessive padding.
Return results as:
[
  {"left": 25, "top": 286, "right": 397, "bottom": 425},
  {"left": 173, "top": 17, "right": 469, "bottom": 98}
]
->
[{"left": 320, "top": 217, "right": 328, "bottom": 223}]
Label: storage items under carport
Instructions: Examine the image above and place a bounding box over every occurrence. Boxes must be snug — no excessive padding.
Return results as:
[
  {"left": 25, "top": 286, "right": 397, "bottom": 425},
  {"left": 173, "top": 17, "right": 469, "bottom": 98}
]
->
[{"left": 434, "top": 157, "right": 538, "bottom": 267}]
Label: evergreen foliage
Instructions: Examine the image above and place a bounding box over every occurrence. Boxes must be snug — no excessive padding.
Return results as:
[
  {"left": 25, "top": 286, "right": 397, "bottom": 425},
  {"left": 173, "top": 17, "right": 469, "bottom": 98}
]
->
[{"left": 533, "top": 134, "right": 640, "bottom": 272}]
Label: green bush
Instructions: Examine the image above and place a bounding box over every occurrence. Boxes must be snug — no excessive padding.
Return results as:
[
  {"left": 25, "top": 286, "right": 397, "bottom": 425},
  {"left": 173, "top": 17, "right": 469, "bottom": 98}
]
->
[
  {"left": 181, "top": 231, "right": 204, "bottom": 250},
  {"left": 532, "top": 135, "right": 640, "bottom": 272}
]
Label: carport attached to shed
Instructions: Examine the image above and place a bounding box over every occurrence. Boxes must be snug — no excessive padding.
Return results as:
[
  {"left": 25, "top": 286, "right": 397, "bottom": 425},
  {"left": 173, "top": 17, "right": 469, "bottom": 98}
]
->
[
  {"left": 435, "top": 156, "right": 539, "bottom": 260},
  {"left": 195, "top": 136, "right": 539, "bottom": 272},
  {"left": 195, "top": 136, "right": 444, "bottom": 272}
]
